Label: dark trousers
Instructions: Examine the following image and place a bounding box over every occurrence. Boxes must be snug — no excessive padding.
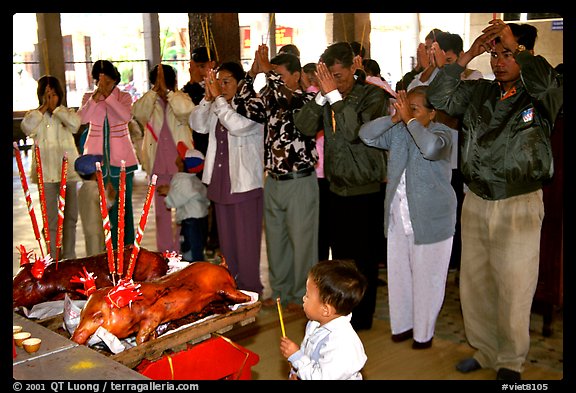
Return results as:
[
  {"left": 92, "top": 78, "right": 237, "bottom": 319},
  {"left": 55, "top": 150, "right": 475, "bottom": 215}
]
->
[
  {"left": 329, "top": 186, "right": 385, "bottom": 329},
  {"left": 449, "top": 168, "right": 464, "bottom": 270},
  {"left": 317, "top": 177, "right": 332, "bottom": 261},
  {"left": 180, "top": 216, "right": 208, "bottom": 262}
]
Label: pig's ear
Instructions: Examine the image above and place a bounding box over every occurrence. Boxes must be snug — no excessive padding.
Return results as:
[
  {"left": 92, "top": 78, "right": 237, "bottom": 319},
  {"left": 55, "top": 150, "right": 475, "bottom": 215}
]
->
[{"left": 217, "top": 254, "right": 228, "bottom": 269}]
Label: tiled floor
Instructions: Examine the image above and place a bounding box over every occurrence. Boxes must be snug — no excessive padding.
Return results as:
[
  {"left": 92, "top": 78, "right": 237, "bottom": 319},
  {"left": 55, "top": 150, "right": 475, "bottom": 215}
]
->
[
  {"left": 374, "top": 270, "right": 564, "bottom": 374},
  {"left": 12, "top": 151, "right": 563, "bottom": 375}
]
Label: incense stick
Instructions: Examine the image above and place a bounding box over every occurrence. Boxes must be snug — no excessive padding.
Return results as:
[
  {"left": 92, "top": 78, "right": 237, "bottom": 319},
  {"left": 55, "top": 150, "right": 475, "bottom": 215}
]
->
[{"left": 276, "top": 298, "right": 286, "bottom": 337}]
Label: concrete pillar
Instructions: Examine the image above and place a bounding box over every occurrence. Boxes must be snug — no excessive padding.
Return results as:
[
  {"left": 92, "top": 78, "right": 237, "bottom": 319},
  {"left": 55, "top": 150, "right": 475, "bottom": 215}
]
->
[
  {"left": 142, "top": 13, "right": 161, "bottom": 84},
  {"left": 36, "top": 13, "right": 67, "bottom": 105}
]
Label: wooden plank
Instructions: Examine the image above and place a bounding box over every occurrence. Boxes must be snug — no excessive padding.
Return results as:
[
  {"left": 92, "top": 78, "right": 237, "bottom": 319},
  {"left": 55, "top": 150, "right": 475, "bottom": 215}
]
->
[
  {"left": 29, "top": 302, "right": 262, "bottom": 370},
  {"left": 111, "top": 302, "right": 261, "bottom": 369}
]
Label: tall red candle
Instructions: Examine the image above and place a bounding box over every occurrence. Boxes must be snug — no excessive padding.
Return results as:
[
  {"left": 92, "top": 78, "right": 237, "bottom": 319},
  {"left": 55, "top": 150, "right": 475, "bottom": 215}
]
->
[
  {"left": 126, "top": 174, "right": 157, "bottom": 281},
  {"left": 55, "top": 153, "right": 68, "bottom": 267},
  {"left": 117, "top": 160, "right": 126, "bottom": 277},
  {"left": 95, "top": 162, "right": 115, "bottom": 281},
  {"left": 34, "top": 142, "right": 51, "bottom": 256},
  {"left": 13, "top": 142, "right": 44, "bottom": 257}
]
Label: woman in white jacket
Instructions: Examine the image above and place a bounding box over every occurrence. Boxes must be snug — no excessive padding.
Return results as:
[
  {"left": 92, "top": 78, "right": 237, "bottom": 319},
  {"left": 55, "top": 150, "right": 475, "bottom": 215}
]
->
[
  {"left": 189, "top": 62, "right": 265, "bottom": 294},
  {"left": 132, "top": 64, "right": 195, "bottom": 254},
  {"left": 21, "top": 75, "right": 81, "bottom": 260}
]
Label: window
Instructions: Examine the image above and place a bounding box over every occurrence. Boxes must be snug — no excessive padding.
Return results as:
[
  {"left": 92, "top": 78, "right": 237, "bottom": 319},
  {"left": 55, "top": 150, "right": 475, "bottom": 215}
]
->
[{"left": 503, "top": 13, "right": 563, "bottom": 22}]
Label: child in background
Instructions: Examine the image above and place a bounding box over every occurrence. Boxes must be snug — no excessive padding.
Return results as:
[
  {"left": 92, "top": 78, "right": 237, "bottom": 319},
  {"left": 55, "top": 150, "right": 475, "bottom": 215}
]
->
[
  {"left": 279, "top": 259, "right": 368, "bottom": 380},
  {"left": 74, "top": 154, "right": 105, "bottom": 257},
  {"left": 157, "top": 142, "right": 209, "bottom": 262}
]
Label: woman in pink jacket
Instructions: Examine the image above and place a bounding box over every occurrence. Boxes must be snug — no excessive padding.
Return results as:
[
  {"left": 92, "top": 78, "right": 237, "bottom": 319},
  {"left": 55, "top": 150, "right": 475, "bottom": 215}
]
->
[{"left": 78, "top": 60, "right": 139, "bottom": 248}]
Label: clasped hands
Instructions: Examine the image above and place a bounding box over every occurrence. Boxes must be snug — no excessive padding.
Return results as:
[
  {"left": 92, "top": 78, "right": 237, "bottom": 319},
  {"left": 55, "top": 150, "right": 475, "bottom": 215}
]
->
[
  {"left": 39, "top": 86, "right": 58, "bottom": 114},
  {"left": 391, "top": 90, "right": 415, "bottom": 125},
  {"left": 203, "top": 69, "right": 222, "bottom": 101},
  {"left": 249, "top": 44, "right": 275, "bottom": 78}
]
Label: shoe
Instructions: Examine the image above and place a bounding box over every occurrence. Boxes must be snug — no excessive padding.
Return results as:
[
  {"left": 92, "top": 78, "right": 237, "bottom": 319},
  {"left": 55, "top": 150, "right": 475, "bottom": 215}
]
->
[
  {"left": 496, "top": 368, "right": 521, "bottom": 380},
  {"left": 377, "top": 278, "right": 387, "bottom": 286},
  {"left": 456, "top": 358, "right": 482, "bottom": 373},
  {"left": 391, "top": 329, "right": 413, "bottom": 342},
  {"left": 261, "top": 298, "right": 276, "bottom": 307},
  {"left": 412, "top": 338, "right": 433, "bottom": 349}
]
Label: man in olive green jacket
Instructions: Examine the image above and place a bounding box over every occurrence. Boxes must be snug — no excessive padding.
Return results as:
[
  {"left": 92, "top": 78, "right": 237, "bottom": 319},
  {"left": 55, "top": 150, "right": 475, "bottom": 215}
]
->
[
  {"left": 427, "top": 20, "right": 563, "bottom": 380},
  {"left": 294, "top": 42, "right": 391, "bottom": 331}
]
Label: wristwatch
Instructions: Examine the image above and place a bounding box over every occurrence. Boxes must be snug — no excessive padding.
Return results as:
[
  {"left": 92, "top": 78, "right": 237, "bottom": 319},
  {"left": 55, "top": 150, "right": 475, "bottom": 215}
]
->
[{"left": 514, "top": 44, "right": 526, "bottom": 57}]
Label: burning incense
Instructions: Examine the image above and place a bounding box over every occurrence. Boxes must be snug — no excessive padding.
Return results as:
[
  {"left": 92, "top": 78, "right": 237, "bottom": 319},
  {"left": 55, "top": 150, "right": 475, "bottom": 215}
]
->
[{"left": 276, "top": 298, "right": 286, "bottom": 337}]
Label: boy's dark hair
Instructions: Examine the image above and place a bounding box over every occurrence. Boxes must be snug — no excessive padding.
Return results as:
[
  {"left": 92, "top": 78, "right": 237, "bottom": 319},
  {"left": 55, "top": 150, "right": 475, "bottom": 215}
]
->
[
  {"left": 507, "top": 23, "right": 538, "bottom": 50},
  {"left": 278, "top": 44, "right": 300, "bottom": 58},
  {"left": 91, "top": 60, "right": 121, "bottom": 85},
  {"left": 309, "top": 259, "right": 367, "bottom": 316},
  {"left": 320, "top": 41, "right": 354, "bottom": 68},
  {"left": 149, "top": 64, "right": 177, "bottom": 91},
  {"left": 217, "top": 61, "right": 246, "bottom": 83},
  {"left": 37, "top": 75, "right": 64, "bottom": 107},
  {"left": 270, "top": 53, "right": 302, "bottom": 74},
  {"left": 436, "top": 32, "right": 464, "bottom": 54}
]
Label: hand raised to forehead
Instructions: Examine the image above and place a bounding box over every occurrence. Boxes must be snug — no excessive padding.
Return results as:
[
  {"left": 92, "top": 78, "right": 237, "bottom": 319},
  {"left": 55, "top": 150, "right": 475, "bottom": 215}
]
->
[
  {"left": 204, "top": 69, "right": 222, "bottom": 99},
  {"left": 393, "top": 90, "right": 413, "bottom": 124},
  {"left": 430, "top": 42, "right": 447, "bottom": 68},
  {"left": 315, "top": 62, "right": 337, "bottom": 95}
]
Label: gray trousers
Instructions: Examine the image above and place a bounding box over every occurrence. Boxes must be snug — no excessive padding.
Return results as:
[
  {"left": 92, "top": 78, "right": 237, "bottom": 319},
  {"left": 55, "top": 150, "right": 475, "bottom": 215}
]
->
[
  {"left": 264, "top": 173, "right": 319, "bottom": 305},
  {"left": 44, "top": 181, "right": 78, "bottom": 260}
]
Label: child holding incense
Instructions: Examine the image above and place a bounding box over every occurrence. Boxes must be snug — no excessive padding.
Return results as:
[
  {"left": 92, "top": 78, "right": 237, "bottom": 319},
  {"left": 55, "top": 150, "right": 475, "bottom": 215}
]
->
[{"left": 279, "top": 259, "right": 368, "bottom": 380}]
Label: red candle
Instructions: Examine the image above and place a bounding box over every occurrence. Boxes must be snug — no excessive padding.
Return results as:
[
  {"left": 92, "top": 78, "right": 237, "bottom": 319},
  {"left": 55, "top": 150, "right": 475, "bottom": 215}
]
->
[
  {"left": 34, "top": 142, "right": 51, "bottom": 256},
  {"left": 126, "top": 174, "right": 157, "bottom": 280},
  {"left": 13, "top": 142, "right": 44, "bottom": 257},
  {"left": 117, "top": 160, "right": 126, "bottom": 277},
  {"left": 95, "top": 162, "right": 116, "bottom": 280},
  {"left": 55, "top": 153, "right": 68, "bottom": 267}
]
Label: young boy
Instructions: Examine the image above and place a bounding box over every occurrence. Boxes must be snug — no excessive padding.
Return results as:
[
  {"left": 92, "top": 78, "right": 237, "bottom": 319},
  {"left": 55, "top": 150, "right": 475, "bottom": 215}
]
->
[
  {"left": 279, "top": 259, "right": 368, "bottom": 380},
  {"left": 157, "top": 142, "right": 209, "bottom": 262},
  {"left": 74, "top": 154, "right": 105, "bottom": 257}
]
